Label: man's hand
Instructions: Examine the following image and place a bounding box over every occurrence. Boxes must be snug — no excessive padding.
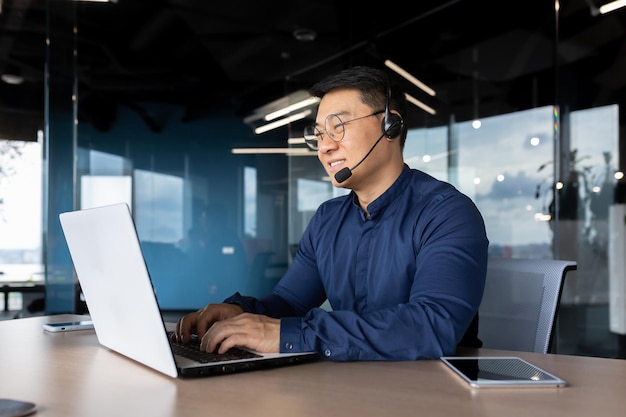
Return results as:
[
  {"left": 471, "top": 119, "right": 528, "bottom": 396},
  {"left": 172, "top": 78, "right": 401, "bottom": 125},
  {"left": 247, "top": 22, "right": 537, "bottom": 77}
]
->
[
  {"left": 199, "top": 313, "right": 280, "bottom": 354},
  {"left": 171, "top": 303, "right": 243, "bottom": 344},
  {"left": 171, "top": 304, "right": 280, "bottom": 354}
]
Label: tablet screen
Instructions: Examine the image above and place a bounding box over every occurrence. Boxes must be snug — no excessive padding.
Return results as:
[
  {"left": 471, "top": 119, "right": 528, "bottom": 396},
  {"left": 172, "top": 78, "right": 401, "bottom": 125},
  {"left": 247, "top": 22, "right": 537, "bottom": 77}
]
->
[{"left": 440, "top": 356, "right": 567, "bottom": 388}]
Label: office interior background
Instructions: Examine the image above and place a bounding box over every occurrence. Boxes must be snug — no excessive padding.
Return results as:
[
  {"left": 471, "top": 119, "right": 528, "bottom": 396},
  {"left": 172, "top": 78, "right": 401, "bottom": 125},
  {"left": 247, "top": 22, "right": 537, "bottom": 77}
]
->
[{"left": 1, "top": 0, "right": 625, "bottom": 358}]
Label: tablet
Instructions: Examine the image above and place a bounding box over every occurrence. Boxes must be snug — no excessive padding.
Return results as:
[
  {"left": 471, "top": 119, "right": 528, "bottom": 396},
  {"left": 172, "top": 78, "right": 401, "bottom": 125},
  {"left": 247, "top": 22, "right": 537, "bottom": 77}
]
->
[{"left": 440, "top": 356, "right": 567, "bottom": 388}]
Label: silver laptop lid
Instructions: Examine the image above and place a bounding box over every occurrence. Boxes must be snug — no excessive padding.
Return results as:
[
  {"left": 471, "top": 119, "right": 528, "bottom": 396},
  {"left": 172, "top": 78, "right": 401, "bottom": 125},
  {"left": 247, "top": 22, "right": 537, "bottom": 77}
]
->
[{"left": 60, "top": 203, "right": 178, "bottom": 378}]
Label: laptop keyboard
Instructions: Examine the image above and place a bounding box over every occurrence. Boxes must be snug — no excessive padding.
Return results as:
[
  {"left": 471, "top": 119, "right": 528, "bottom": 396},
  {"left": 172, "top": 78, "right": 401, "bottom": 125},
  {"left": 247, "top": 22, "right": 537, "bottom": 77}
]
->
[{"left": 169, "top": 334, "right": 262, "bottom": 363}]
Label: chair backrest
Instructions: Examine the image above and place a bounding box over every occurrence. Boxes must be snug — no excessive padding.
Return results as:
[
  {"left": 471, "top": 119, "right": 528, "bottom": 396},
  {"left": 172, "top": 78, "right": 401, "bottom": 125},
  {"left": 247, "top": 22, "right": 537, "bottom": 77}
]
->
[{"left": 478, "top": 258, "right": 577, "bottom": 354}]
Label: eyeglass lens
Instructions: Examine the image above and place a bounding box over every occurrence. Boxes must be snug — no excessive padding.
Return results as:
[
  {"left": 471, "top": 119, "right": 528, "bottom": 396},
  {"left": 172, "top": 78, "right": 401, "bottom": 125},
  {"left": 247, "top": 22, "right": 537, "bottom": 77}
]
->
[{"left": 304, "top": 114, "right": 345, "bottom": 150}]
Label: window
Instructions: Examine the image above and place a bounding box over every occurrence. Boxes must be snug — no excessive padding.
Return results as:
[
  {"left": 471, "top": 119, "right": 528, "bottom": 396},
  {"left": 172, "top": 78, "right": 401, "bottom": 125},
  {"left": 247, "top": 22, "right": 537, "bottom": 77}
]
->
[{"left": 0, "top": 138, "right": 43, "bottom": 309}]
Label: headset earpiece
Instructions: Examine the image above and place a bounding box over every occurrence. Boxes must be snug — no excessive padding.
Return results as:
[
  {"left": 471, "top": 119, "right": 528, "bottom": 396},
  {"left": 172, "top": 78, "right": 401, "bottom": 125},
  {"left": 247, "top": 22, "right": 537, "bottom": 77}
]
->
[
  {"left": 383, "top": 113, "right": 403, "bottom": 139},
  {"left": 382, "top": 86, "right": 404, "bottom": 139}
]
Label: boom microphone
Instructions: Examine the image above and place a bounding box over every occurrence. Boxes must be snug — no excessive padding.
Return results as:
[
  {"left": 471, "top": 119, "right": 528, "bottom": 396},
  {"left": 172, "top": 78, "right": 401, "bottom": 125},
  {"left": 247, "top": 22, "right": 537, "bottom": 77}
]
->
[{"left": 334, "top": 133, "right": 386, "bottom": 183}]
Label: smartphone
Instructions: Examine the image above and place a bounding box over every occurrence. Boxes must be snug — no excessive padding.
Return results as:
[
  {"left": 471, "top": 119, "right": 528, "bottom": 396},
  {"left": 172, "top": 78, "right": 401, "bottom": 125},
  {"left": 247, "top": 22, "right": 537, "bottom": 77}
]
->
[
  {"left": 0, "top": 398, "right": 37, "bottom": 417},
  {"left": 42, "top": 320, "right": 94, "bottom": 332}
]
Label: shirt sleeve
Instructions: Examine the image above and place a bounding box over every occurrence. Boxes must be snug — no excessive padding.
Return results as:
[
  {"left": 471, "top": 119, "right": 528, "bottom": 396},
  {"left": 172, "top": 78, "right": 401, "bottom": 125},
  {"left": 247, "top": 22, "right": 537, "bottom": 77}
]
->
[{"left": 222, "top": 292, "right": 295, "bottom": 316}]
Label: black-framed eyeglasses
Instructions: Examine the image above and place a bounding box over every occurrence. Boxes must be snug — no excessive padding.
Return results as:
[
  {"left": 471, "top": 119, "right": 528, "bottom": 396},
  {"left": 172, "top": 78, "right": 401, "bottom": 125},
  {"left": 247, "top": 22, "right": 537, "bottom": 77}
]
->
[{"left": 303, "top": 110, "right": 384, "bottom": 150}]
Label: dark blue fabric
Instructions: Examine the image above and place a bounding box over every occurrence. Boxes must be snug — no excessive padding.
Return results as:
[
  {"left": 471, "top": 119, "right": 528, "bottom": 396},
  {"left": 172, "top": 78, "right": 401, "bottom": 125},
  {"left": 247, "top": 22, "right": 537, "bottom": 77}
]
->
[{"left": 225, "top": 164, "right": 489, "bottom": 361}]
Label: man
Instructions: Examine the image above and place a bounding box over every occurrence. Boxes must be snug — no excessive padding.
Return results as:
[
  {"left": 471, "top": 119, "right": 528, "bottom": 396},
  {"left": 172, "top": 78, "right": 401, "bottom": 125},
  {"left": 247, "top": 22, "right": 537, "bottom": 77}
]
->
[{"left": 172, "top": 66, "right": 489, "bottom": 361}]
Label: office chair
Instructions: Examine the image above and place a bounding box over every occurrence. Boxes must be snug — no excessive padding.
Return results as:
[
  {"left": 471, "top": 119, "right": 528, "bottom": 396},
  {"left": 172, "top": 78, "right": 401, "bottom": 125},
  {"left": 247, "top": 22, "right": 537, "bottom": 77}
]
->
[{"left": 478, "top": 257, "right": 577, "bottom": 354}]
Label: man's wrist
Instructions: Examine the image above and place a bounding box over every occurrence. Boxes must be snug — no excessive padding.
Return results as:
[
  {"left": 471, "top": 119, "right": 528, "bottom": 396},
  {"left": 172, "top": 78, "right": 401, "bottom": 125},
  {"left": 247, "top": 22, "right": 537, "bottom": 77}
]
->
[{"left": 279, "top": 316, "right": 304, "bottom": 353}]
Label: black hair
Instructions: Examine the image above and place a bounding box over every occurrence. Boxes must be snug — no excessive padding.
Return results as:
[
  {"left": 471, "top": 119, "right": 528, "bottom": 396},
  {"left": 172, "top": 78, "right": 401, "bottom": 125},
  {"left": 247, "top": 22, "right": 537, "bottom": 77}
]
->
[{"left": 309, "top": 66, "right": 408, "bottom": 147}]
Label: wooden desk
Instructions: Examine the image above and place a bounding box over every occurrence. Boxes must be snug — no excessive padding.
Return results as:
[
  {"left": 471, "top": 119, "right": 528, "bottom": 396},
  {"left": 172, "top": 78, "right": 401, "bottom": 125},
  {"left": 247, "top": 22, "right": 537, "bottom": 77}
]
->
[{"left": 1, "top": 314, "right": 625, "bottom": 417}]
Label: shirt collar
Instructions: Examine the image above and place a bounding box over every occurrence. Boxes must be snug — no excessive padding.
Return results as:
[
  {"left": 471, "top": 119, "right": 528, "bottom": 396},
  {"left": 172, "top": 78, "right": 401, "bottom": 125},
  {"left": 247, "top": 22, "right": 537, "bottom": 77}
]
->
[{"left": 350, "top": 164, "right": 412, "bottom": 220}]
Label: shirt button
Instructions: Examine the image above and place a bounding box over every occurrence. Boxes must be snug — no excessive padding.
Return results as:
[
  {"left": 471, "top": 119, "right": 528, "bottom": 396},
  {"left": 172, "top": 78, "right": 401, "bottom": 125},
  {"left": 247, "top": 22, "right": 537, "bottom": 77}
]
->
[
  {"left": 284, "top": 342, "right": 293, "bottom": 350},
  {"left": 324, "top": 349, "right": 332, "bottom": 357}
]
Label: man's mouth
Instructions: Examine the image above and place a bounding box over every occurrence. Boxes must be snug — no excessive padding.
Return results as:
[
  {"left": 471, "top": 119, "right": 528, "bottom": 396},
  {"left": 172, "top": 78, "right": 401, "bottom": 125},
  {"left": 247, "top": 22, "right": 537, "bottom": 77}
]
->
[{"left": 329, "top": 160, "right": 345, "bottom": 169}]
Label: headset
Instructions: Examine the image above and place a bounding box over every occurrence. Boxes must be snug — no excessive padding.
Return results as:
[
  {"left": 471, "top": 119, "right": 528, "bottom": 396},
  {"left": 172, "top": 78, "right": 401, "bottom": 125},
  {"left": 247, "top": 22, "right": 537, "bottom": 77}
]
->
[
  {"left": 334, "top": 79, "right": 406, "bottom": 183},
  {"left": 382, "top": 85, "right": 405, "bottom": 139}
]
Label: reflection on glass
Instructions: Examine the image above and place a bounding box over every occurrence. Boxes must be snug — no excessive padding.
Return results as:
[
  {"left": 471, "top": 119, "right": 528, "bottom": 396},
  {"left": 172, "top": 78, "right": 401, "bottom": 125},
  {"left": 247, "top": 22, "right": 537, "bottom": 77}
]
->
[
  {"left": 244, "top": 166, "right": 257, "bottom": 238},
  {"left": 134, "top": 169, "right": 184, "bottom": 244},
  {"left": 80, "top": 176, "right": 132, "bottom": 210},
  {"left": 402, "top": 105, "right": 619, "bottom": 308},
  {"left": 297, "top": 178, "right": 332, "bottom": 212}
]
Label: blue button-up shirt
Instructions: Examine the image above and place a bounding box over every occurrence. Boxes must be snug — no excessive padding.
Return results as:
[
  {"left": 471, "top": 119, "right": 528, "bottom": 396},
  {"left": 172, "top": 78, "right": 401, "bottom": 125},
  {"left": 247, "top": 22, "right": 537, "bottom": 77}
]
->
[{"left": 225, "top": 164, "right": 488, "bottom": 361}]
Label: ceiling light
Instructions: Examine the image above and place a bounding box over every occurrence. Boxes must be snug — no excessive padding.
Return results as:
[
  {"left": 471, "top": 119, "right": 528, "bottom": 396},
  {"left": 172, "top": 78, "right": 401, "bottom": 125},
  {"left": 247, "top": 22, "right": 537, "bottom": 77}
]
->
[
  {"left": 287, "top": 137, "right": 306, "bottom": 145},
  {"left": 385, "top": 60, "right": 436, "bottom": 97},
  {"left": 1, "top": 73, "right": 24, "bottom": 85},
  {"left": 254, "top": 109, "right": 312, "bottom": 134},
  {"left": 265, "top": 97, "right": 320, "bottom": 121},
  {"left": 293, "top": 28, "right": 317, "bottom": 42},
  {"left": 405, "top": 93, "right": 436, "bottom": 115},
  {"left": 598, "top": 0, "right": 626, "bottom": 13},
  {"left": 244, "top": 89, "right": 319, "bottom": 132},
  {"left": 1, "top": 63, "right": 24, "bottom": 85}
]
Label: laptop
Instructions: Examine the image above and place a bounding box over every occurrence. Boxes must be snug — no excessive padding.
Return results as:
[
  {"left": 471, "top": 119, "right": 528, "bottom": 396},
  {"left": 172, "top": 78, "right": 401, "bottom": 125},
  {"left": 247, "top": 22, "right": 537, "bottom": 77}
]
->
[{"left": 59, "top": 202, "right": 319, "bottom": 378}]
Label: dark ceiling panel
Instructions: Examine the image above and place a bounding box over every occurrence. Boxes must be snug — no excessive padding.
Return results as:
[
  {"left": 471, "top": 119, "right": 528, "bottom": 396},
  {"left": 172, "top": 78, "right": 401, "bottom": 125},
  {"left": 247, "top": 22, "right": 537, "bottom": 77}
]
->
[{"left": 0, "top": 0, "right": 624, "bottom": 134}]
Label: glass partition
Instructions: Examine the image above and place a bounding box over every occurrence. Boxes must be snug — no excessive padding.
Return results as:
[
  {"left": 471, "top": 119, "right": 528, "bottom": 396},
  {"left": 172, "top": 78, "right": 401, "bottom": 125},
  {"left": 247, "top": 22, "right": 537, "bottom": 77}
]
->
[{"left": 32, "top": 1, "right": 626, "bottom": 358}]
